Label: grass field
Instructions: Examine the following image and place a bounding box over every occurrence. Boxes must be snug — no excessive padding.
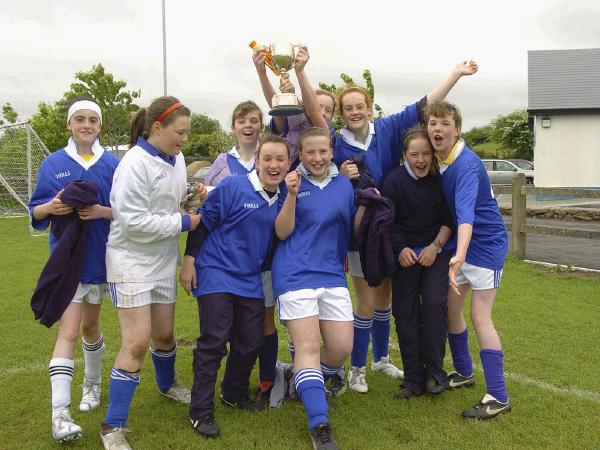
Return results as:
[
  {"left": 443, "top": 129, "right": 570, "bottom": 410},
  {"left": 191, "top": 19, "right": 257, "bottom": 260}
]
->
[
  {"left": 471, "top": 142, "right": 515, "bottom": 159},
  {"left": 1, "top": 217, "right": 599, "bottom": 449}
]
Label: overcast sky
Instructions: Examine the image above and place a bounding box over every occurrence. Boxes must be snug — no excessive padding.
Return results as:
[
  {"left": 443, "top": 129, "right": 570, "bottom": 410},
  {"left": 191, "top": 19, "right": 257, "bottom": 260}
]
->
[{"left": 1, "top": 0, "right": 599, "bottom": 134}]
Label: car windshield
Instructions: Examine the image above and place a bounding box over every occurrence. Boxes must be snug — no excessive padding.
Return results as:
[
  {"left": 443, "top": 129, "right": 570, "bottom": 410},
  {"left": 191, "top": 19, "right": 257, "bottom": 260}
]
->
[{"left": 513, "top": 161, "right": 533, "bottom": 170}]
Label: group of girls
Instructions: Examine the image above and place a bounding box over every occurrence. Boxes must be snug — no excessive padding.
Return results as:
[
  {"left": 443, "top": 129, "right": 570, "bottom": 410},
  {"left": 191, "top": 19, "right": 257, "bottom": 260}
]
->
[{"left": 30, "top": 44, "right": 511, "bottom": 450}]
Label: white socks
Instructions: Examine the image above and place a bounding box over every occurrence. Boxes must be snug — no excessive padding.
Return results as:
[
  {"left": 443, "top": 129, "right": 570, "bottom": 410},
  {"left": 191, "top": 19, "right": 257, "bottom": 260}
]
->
[
  {"left": 82, "top": 335, "right": 105, "bottom": 383},
  {"left": 49, "top": 358, "right": 74, "bottom": 411}
]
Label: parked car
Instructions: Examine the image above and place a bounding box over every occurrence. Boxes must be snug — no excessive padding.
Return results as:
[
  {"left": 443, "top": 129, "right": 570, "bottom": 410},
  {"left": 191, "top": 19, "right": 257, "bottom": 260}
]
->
[
  {"left": 507, "top": 159, "right": 534, "bottom": 170},
  {"left": 481, "top": 159, "right": 534, "bottom": 185}
]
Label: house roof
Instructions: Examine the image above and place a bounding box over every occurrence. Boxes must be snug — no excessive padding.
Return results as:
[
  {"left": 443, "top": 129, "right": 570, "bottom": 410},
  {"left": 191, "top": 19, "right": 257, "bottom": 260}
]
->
[{"left": 528, "top": 48, "right": 600, "bottom": 111}]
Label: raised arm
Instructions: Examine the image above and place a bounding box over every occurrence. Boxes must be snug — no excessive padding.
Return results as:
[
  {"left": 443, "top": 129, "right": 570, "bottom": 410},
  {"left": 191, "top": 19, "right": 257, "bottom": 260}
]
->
[
  {"left": 253, "top": 47, "right": 287, "bottom": 134},
  {"left": 275, "top": 171, "right": 301, "bottom": 240},
  {"left": 427, "top": 60, "right": 478, "bottom": 104},
  {"left": 294, "top": 46, "right": 328, "bottom": 130},
  {"left": 253, "top": 48, "right": 278, "bottom": 107}
]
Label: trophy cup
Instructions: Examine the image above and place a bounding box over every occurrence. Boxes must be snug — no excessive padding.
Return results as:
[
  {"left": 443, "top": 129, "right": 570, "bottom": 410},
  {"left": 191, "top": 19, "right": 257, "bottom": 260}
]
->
[{"left": 268, "top": 42, "right": 304, "bottom": 116}]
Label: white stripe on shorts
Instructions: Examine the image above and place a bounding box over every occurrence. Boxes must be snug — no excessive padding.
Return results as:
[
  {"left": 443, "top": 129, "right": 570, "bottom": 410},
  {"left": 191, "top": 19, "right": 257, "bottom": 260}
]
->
[{"left": 109, "top": 276, "right": 176, "bottom": 308}]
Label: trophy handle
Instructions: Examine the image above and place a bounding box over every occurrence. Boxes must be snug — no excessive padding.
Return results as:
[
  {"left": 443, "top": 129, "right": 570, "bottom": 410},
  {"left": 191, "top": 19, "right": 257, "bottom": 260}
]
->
[{"left": 289, "top": 43, "right": 302, "bottom": 70}]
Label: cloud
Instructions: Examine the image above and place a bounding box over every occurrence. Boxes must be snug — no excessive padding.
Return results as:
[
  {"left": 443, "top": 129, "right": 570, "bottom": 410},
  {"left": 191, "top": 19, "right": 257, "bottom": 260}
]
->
[{"left": 537, "top": 0, "right": 600, "bottom": 48}]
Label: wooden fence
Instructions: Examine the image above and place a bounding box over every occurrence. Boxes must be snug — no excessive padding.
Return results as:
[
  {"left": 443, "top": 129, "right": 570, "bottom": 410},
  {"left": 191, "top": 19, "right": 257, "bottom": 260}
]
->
[{"left": 494, "top": 173, "right": 600, "bottom": 259}]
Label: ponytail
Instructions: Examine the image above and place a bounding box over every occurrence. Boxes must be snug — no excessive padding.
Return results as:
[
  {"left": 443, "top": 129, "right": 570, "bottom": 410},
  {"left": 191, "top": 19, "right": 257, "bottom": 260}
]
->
[
  {"left": 128, "top": 96, "right": 190, "bottom": 148},
  {"left": 129, "top": 108, "right": 148, "bottom": 148}
]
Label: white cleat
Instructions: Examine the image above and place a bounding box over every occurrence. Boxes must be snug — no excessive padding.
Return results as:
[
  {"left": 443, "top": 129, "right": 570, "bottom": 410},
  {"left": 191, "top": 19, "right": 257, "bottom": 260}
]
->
[
  {"left": 371, "top": 356, "right": 404, "bottom": 380},
  {"left": 160, "top": 379, "right": 191, "bottom": 404},
  {"left": 52, "top": 407, "right": 82, "bottom": 443},
  {"left": 101, "top": 427, "right": 132, "bottom": 450},
  {"left": 348, "top": 366, "right": 368, "bottom": 393},
  {"left": 79, "top": 378, "right": 101, "bottom": 412}
]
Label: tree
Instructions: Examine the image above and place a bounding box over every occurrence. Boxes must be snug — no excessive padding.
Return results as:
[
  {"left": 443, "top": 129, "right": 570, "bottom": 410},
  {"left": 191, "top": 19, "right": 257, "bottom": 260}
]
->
[
  {"left": 319, "top": 69, "right": 384, "bottom": 130},
  {"left": 182, "top": 113, "right": 235, "bottom": 158},
  {"left": 30, "top": 64, "right": 140, "bottom": 151},
  {"left": 30, "top": 102, "right": 70, "bottom": 152},
  {"left": 1, "top": 103, "right": 18, "bottom": 125},
  {"left": 491, "top": 109, "right": 533, "bottom": 160},
  {"left": 462, "top": 124, "right": 492, "bottom": 147}
]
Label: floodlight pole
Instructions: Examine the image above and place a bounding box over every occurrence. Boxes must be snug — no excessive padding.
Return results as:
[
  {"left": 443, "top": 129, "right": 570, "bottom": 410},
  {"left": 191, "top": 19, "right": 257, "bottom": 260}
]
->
[{"left": 162, "top": 0, "right": 167, "bottom": 95}]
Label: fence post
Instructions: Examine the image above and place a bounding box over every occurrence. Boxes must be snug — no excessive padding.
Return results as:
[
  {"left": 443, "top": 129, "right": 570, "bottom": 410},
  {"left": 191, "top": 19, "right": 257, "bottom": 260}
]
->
[{"left": 511, "top": 173, "right": 526, "bottom": 259}]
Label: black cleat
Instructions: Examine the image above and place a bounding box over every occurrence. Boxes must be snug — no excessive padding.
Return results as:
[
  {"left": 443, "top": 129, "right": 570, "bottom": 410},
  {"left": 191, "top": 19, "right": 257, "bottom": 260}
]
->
[
  {"left": 447, "top": 371, "right": 475, "bottom": 389},
  {"left": 309, "top": 423, "right": 338, "bottom": 450},
  {"left": 190, "top": 414, "right": 220, "bottom": 438},
  {"left": 220, "top": 394, "right": 264, "bottom": 412},
  {"left": 254, "top": 386, "right": 272, "bottom": 409},
  {"left": 461, "top": 394, "right": 511, "bottom": 420}
]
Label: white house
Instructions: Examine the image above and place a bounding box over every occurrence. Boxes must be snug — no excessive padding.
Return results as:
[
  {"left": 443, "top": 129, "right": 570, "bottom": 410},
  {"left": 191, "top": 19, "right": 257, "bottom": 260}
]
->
[{"left": 528, "top": 48, "right": 600, "bottom": 187}]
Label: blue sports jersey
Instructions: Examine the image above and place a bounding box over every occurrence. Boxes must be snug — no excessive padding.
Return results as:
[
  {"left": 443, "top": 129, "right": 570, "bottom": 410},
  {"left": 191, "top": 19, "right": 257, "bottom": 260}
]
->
[
  {"left": 226, "top": 153, "right": 253, "bottom": 176},
  {"left": 192, "top": 172, "right": 279, "bottom": 299},
  {"left": 29, "top": 145, "right": 119, "bottom": 284},
  {"left": 440, "top": 146, "right": 508, "bottom": 270},
  {"left": 272, "top": 172, "right": 357, "bottom": 297},
  {"left": 333, "top": 102, "right": 419, "bottom": 187}
]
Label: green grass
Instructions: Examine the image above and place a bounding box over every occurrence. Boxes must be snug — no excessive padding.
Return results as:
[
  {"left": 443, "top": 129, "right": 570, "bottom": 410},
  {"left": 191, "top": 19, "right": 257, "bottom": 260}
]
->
[
  {"left": 1, "top": 217, "right": 600, "bottom": 449},
  {"left": 471, "top": 142, "right": 517, "bottom": 159}
]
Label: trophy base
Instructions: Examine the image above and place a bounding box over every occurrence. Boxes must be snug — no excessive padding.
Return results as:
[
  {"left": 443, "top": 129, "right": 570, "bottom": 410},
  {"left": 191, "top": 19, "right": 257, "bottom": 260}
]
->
[{"left": 269, "top": 105, "right": 304, "bottom": 116}]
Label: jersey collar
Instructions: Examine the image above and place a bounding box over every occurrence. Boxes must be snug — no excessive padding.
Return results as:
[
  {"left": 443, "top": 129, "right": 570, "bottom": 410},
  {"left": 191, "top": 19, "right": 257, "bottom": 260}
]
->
[
  {"left": 339, "top": 122, "right": 375, "bottom": 151},
  {"left": 65, "top": 137, "right": 105, "bottom": 170},
  {"left": 248, "top": 169, "right": 279, "bottom": 206}
]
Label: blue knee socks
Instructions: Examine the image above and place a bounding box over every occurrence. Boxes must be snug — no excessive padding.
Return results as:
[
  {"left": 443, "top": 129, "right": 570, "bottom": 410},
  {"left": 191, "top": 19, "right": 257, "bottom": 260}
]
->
[
  {"left": 295, "top": 369, "right": 328, "bottom": 429},
  {"left": 150, "top": 346, "right": 176, "bottom": 392},
  {"left": 371, "top": 308, "right": 391, "bottom": 363},
  {"left": 104, "top": 368, "right": 140, "bottom": 428},
  {"left": 448, "top": 328, "right": 473, "bottom": 377},
  {"left": 351, "top": 314, "right": 372, "bottom": 367},
  {"left": 320, "top": 362, "right": 343, "bottom": 383},
  {"left": 480, "top": 349, "right": 508, "bottom": 403}
]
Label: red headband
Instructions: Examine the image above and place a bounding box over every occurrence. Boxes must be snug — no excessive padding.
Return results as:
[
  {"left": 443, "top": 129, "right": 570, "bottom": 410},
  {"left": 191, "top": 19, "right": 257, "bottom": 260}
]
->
[{"left": 157, "top": 102, "right": 183, "bottom": 123}]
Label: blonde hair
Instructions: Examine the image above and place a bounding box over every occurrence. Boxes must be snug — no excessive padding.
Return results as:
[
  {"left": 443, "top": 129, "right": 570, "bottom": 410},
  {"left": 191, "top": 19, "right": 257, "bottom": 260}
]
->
[
  {"left": 297, "top": 127, "right": 331, "bottom": 153},
  {"left": 425, "top": 101, "right": 462, "bottom": 128}
]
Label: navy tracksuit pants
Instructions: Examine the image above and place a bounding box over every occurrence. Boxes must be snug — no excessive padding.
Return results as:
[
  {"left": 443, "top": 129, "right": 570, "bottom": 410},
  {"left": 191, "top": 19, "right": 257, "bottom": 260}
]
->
[
  {"left": 189, "top": 293, "right": 265, "bottom": 419},
  {"left": 391, "top": 251, "right": 451, "bottom": 394}
]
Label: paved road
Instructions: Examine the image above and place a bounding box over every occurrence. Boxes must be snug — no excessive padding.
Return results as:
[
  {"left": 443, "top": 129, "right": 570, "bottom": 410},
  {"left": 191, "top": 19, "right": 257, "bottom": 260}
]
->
[{"left": 503, "top": 216, "right": 600, "bottom": 270}]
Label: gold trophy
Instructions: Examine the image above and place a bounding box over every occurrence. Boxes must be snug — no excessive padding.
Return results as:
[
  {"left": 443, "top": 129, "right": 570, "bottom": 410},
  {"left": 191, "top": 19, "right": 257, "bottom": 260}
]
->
[{"left": 268, "top": 42, "right": 304, "bottom": 116}]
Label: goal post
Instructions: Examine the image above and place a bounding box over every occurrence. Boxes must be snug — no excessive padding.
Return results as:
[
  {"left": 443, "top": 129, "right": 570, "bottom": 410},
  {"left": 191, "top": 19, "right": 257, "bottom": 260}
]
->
[{"left": 0, "top": 121, "right": 50, "bottom": 234}]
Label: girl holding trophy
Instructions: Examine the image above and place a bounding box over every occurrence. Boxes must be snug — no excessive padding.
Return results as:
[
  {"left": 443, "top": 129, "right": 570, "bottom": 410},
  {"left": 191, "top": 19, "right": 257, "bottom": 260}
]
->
[
  {"left": 252, "top": 44, "right": 335, "bottom": 166},
  {"left": 250, "top": 44, "right": 339, "bottom": 405},
  {"left": 335, "top": 61, "right": 479, "bottom": 395}
]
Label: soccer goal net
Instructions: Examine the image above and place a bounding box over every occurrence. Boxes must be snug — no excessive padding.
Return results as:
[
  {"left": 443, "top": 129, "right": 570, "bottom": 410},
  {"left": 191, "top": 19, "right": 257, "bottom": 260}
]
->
[{"left": 0, "top": 121, "right": 49, "bottom": 233}]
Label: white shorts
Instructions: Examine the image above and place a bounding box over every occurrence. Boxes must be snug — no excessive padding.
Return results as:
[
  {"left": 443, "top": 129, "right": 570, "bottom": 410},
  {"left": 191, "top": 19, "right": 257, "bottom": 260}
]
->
[
  {"left": 277, "top": 287, "right": 354, "bottom": 321},
  {"left": 261, "top": 271, "right": 276, "bottom": 308},
  {"left": 454, "top": 262, "right": 503, "bottom": 290},
  {"left": 72, "top": 283, "right": 108, "bottom": 305},
  {"left": 347, "top": 251, "right": 364, "bottom": 278},
  {"left": 109, "top": 275, "right": 177, "bottom": 308}
]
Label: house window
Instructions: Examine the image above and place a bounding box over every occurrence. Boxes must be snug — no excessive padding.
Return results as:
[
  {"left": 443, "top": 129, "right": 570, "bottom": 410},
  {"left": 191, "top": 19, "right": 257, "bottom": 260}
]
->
[{"left": 541, "top": 117, "right": 551, "bottom": 128}]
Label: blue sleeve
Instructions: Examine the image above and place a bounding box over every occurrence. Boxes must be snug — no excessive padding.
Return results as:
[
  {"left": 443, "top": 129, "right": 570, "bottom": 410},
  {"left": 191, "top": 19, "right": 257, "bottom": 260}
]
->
[
  {"left": 332, "top": 139, "right": 346, "bottom": 168},
  {"left": 277, "top": 183, "right": 288, "bottom": 212},
  {"left": 378, "top": 102, "right": 419, "bottom": 161},
  {"left": 28, "top": 158, "right": 60, "bottom": 230},
  {"left": 180, "top": 214, "right": 191, "bottom": 231},
  {"left": 198, "top": 177, "right": 231, "bottom": 231},
  {"left": 454, "top": 165, "right": 479, "bottom": 226}
]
